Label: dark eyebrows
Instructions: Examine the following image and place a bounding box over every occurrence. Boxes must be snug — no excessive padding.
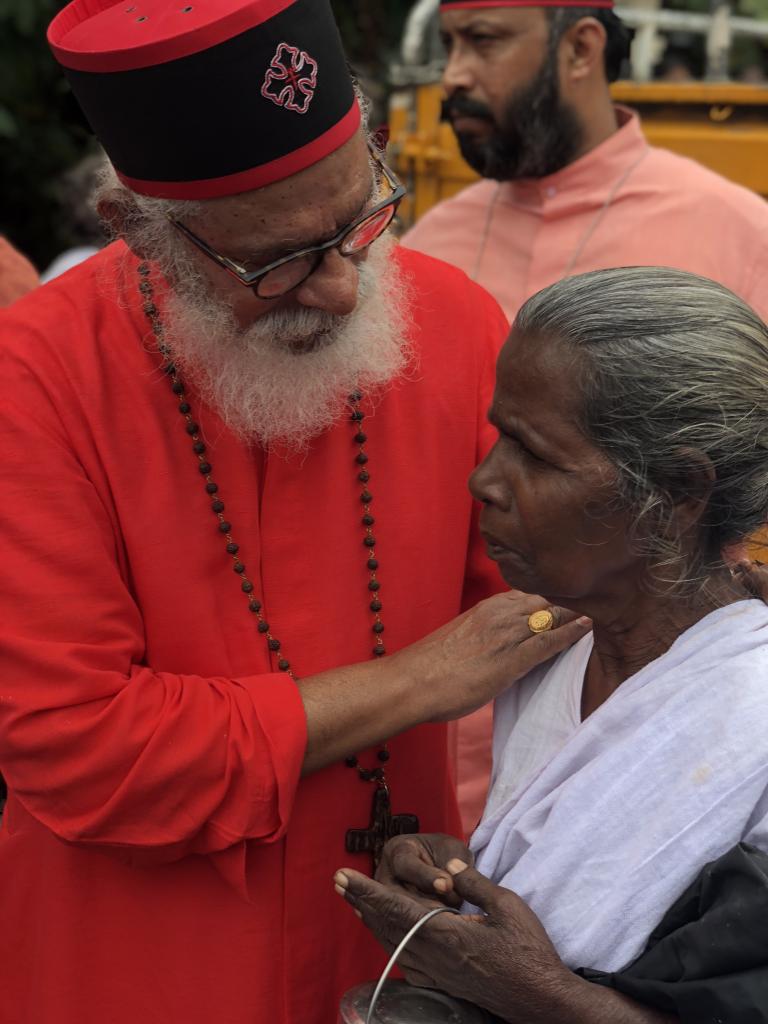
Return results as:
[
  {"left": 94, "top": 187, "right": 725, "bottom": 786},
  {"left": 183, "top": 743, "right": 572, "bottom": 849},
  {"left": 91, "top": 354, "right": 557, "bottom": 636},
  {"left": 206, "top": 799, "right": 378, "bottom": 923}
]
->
[
  {"left": 441, "top": 18, "right": 502, "bottom": 42},
  {"left": 461, "top": 19, "right": 503, "bottom": 33},
  {"left": 488, "top": 408, "right": 545, "bottom": 449},
  {"left": 444, "top": 16, "right": 508, "bottom": 38}
]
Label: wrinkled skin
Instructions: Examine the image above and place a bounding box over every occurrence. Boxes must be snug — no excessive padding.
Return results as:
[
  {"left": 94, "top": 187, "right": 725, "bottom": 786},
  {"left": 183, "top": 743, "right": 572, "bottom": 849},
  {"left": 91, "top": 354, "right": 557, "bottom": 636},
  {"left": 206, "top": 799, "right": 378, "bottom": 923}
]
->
[
  {"left": 733, "top": 559, "right": 768, "bottom": 602},
  {"left": 337, "top": 857, "right": 570, "bottom": 1020},
  {"left": 375, "top": 833, "right": 473, "bottom": 909},
  {"left": 335, "top": 850, "right": 676, "bottom": 1023},
  {"left": 302, "top": 590, "right": 591, "bottom": 775},
  {"left": 331, "top": 328, "right": 764, "bottom": 1023}
]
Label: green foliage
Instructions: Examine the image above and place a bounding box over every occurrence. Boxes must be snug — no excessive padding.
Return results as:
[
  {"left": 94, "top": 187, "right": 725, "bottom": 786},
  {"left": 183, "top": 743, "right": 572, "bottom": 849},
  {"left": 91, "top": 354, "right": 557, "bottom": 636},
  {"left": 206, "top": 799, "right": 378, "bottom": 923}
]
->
[
  {"left": 0, "top": 0, "right": 413, "bottom": 270},
  {"left": 0, "top": 0, "right": 92, "bottom": 269},
  {"left": 742, "top": 0, "right": 768, "bottom": 18},
  {"left": 331, "top": 0, "right": 412, "bottom": 72}
]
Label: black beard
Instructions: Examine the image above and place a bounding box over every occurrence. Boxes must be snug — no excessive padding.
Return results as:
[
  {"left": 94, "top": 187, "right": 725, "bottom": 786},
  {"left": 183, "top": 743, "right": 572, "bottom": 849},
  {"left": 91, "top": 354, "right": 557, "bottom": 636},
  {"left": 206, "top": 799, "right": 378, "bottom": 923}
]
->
[{"left": 444, "top": 53, "right": 583, "bottom": 181}]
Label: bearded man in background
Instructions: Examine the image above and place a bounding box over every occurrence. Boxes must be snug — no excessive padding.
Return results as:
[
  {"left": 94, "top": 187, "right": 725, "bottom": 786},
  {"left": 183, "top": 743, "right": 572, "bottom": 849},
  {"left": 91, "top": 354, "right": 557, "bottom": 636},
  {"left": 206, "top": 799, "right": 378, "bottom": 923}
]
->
[{"left": 405, "top": 0, "right": 768, "bottom": 327}]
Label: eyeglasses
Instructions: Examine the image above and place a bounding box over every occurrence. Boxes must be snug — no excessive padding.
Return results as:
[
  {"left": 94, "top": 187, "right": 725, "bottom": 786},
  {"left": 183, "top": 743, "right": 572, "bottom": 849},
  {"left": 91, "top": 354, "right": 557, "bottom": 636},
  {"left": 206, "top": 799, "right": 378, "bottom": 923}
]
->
[{"left": 167, "top": 147, "right": 407, "bottom": 300}]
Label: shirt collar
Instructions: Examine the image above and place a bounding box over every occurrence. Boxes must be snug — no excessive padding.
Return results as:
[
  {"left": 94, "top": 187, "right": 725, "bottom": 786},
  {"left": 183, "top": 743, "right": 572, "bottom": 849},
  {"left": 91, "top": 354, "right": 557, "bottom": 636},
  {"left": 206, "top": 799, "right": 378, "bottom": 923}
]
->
[{"left": 506, "top": 106, "right": 648, "bottom": 209}]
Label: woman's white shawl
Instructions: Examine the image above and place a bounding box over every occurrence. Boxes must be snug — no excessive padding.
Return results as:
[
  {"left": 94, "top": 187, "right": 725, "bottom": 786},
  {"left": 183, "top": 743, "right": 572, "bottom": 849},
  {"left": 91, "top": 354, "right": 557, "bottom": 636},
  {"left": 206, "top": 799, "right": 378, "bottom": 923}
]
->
[{"left": 470, "top": 599, "right": 768, "bottom": 973}]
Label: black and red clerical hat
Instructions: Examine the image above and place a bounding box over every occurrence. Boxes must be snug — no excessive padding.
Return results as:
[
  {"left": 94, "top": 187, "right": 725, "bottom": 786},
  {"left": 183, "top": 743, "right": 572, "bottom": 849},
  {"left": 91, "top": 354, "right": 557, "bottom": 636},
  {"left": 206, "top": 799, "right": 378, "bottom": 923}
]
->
[
  {"left": 48, "top": 0, "right": 360, "bottom": 199},
  {"left": 440, "top": 1, "right": 615, "bottom": 9}
]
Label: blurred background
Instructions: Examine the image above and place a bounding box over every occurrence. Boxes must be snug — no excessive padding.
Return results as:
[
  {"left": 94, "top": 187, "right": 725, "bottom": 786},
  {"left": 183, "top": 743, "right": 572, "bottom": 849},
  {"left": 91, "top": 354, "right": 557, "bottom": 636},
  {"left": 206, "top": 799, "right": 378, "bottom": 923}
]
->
[
  {"left": 0, "top": 0, "right": 766, "bottom": 275},
  {"left": 0, "top": 1, "right": 413, "bottom": 273}
]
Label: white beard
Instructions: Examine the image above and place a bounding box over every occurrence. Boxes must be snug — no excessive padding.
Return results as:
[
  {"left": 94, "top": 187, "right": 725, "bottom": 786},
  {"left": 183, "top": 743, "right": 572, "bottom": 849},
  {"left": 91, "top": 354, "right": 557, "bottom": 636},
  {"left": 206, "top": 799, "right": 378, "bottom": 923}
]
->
[{"left": 161, "top": 235, "right": 413, "bottom": 451}]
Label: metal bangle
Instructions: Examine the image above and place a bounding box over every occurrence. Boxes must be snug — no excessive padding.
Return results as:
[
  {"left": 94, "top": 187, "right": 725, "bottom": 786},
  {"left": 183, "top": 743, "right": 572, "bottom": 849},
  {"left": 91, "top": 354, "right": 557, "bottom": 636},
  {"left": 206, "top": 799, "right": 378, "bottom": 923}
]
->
[{"left": 366, "top": 905, "right": 461, "bottom": 1024}]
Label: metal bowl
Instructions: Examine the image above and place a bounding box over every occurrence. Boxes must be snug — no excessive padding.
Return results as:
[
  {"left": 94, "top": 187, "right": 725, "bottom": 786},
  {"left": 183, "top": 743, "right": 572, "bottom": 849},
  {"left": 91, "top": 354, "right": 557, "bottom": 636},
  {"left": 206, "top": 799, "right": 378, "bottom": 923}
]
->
[{"left": 339, "top": 980, "right": 495, "bottom": 1024}]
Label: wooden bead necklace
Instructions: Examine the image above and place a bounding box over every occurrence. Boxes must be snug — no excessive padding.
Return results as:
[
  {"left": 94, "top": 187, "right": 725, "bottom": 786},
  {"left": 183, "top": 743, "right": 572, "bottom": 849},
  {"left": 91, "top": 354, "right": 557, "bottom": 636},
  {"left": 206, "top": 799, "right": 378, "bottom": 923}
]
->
[{"left": 138, "top": 263, "right": 419, "bottom": 867}]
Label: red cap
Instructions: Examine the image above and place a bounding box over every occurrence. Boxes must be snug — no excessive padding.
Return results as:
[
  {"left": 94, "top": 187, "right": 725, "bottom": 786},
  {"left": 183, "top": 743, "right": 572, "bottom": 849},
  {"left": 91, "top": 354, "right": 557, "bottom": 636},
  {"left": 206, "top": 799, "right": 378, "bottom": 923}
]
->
[
  {"left": 440, "top": 1, "right": 614, "bottom": 9},
  {"left": 48, "top": 0, "right": 361, "bottom": 198}
]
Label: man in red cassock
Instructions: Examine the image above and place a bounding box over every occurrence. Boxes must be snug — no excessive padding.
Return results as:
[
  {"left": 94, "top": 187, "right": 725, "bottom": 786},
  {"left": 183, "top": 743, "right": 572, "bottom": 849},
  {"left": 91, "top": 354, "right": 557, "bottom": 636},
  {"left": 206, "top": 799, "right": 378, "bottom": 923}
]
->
[{"left": 0, "top": 2, "right": 590, "bottom": 1022}]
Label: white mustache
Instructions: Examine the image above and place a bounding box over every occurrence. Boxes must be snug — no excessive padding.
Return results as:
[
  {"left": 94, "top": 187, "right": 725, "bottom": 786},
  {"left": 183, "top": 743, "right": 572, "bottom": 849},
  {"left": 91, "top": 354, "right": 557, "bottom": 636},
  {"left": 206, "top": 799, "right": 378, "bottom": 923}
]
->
[{"left": 159, "top": 235, "right": 414, "bottom": 451}]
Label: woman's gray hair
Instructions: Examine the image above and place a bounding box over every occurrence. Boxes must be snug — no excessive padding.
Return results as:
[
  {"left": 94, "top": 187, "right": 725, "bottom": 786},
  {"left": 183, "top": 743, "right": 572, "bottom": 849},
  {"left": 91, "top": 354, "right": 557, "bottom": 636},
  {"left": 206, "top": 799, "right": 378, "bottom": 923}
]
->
[{"left": 515, "top": 266, "right": 768, "bottom": 591}]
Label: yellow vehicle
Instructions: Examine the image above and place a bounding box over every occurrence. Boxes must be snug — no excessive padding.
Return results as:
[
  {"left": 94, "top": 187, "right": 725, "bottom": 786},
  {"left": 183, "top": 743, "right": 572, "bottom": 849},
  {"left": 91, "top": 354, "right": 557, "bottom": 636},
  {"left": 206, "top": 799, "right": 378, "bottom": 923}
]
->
[{"left": 389, "top": 80, "right": 768, "bottom": 228}]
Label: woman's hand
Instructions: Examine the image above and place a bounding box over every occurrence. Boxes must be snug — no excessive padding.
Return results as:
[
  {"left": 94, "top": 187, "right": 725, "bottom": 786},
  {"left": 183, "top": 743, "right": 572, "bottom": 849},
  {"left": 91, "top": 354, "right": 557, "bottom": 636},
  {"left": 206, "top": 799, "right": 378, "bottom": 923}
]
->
[
  {"left": 733, "top": 559, "right": 768, "bottom": 604},
  {"left": 387, "top": 591, "right": 591, "bottom": 724},
  {"left": 334, "top": 858, "right": 576, "bottom": 1023},
  {"left": 376, "top": 834, "right": 474, "bottom": 908}
]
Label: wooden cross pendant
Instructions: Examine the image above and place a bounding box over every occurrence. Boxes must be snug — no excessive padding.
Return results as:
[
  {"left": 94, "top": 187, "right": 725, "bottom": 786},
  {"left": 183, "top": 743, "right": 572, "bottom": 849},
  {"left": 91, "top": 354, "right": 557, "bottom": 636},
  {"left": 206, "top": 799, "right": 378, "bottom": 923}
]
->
[{"left": 346, "top": 785, "right": 420, "bottom": 872}]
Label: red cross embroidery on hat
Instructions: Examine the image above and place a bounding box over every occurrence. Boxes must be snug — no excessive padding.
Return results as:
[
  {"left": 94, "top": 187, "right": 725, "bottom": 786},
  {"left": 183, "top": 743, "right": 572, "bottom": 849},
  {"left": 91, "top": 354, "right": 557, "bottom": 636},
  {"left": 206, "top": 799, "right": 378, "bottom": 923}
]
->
[{"left": 261, "top": 42, "right": 319, "bottom": 115}]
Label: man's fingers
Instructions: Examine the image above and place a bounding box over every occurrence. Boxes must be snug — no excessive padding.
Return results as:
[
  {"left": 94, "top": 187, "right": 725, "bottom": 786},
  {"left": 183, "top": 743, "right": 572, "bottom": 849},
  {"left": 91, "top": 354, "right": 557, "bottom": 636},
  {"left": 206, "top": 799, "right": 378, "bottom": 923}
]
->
[
  {"left": 551, "top": 606, "right": 588, "bottom": 627},
  {"left": 527, "top": 615, "right": 591, "bottom": 657},
  {"left": 397, "top": 955, "right": 438, "bottom": 990},
  {"left": 445, "top": 860, "right": 504, "bottom": 914},
  {"left": 733, "top": 560, "right": 768, "bottom": 603},
  {"left": 334, "top": 867, "right": 389, "bottom": 906},
  {"left": 334, "top": 868, "right": 436, "bottom": 941},
  {"left": 389, "top": 841, "right": 455, "bottom": 897}
]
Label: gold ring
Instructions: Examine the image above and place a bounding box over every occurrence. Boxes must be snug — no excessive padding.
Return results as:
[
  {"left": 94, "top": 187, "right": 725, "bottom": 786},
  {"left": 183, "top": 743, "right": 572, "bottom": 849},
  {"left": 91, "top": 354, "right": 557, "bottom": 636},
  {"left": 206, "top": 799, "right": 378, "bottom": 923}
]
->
[{"left": 528, "top": 609, "right": 555, "bottom": 634}]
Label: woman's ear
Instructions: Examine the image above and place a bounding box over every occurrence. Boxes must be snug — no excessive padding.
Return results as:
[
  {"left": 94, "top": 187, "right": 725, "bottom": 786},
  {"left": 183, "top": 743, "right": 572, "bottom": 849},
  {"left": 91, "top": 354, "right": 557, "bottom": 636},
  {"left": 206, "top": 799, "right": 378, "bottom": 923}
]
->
[{"left": 666, "top": 447, "right": 716, "bottom": 533}]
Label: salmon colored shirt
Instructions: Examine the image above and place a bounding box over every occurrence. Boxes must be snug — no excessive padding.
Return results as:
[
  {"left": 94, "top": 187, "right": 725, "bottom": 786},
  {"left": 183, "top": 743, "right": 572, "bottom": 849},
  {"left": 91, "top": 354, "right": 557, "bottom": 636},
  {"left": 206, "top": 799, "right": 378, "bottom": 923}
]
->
[
  {"left": 404, "top": 106, "right": 768, "bottom": 836},
  {"left": 404, "top": 107, "right": 768, "bottom": 324}
]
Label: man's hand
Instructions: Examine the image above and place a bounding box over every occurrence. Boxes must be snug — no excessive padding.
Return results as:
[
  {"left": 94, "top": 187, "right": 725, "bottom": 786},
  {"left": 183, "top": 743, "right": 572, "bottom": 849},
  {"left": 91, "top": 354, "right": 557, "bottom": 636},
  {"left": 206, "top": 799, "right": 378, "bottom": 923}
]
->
[
  {"left": 733, "top": 559, "right": 768, "bottom": 604},
  {"left": 384, "top": 591, "right": 591, "bottom": 723},
  {"left": 301, "top": 592, "right": 591, "bottom": 775},
  {"left": 334, "top": 860, "right": 677, "bottom": 1024},
  {"left": 376, "top": 834, "right": 474, "bottom": 908},
  {"left": 335, "top": 858, "right": 574, "bottom": 1023}
]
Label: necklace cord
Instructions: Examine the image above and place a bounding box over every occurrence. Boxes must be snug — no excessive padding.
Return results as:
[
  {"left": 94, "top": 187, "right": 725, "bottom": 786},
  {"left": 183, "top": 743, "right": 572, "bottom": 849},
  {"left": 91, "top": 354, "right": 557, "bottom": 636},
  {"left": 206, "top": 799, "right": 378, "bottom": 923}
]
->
[
  {"left": 471, "top": 146, "right": 650, "bottom": 286},
  {"left": 562, "top": 147, "right": 649, "bottom": 279},
  {"left": 365, "top": 906, "right": 462, "bottom": 1024},
  {"left": 471, "top": 183, "right": 502, "bottom": 282},
  {"left": 137, "top": 265, "right": 390, "bottom": 783}
]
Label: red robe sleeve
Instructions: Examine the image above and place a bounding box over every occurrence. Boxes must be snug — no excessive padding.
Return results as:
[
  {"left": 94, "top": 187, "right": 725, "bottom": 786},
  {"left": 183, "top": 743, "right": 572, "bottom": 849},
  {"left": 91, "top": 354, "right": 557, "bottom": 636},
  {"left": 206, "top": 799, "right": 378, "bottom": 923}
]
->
[{"left": 0, "top": 341, "right": 307, "bottom": 862}]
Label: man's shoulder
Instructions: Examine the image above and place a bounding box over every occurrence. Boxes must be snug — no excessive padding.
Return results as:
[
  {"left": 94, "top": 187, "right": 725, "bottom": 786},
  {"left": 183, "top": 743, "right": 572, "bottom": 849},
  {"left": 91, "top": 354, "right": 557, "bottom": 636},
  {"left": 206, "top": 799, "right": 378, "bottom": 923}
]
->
[
  {"left": 393, "top": 243, "right": 508, "bottom": 340},
  {"left": 401, "top": 180, "right": 497, "bottom": 246},
  {"left": 394, "top": 242, "right": 502, "bottom": 308},
  {"left": 644, "top": 145, "right": 768, "bottom": 223},
  {"left": 0, "top": 242, "right": 140, "bottom": 394},
  {"left": 3, "top": 242, "right": 132, "bottom": 337}
]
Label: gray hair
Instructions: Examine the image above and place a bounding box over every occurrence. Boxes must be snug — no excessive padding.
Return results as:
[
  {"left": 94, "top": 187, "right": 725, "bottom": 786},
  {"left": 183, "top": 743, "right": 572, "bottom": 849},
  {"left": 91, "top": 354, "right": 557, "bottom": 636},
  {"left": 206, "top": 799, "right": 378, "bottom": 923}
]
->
[
  {"left": 515, "top": 266, "right": 768, "bottom": 592},
  {"left": 90, "top": 161, "right": 203, "bottom": 283},
  {"left": 90, "top": 84, "right": 372, "bottom": 279}
]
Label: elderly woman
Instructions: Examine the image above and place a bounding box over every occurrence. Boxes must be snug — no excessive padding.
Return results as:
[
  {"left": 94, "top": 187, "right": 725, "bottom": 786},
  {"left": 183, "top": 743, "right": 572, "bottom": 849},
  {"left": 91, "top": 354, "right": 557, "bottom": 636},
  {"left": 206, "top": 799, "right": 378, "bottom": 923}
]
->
[{"left": 335, "top": 266, "right": 768, "bottom": 1023}]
